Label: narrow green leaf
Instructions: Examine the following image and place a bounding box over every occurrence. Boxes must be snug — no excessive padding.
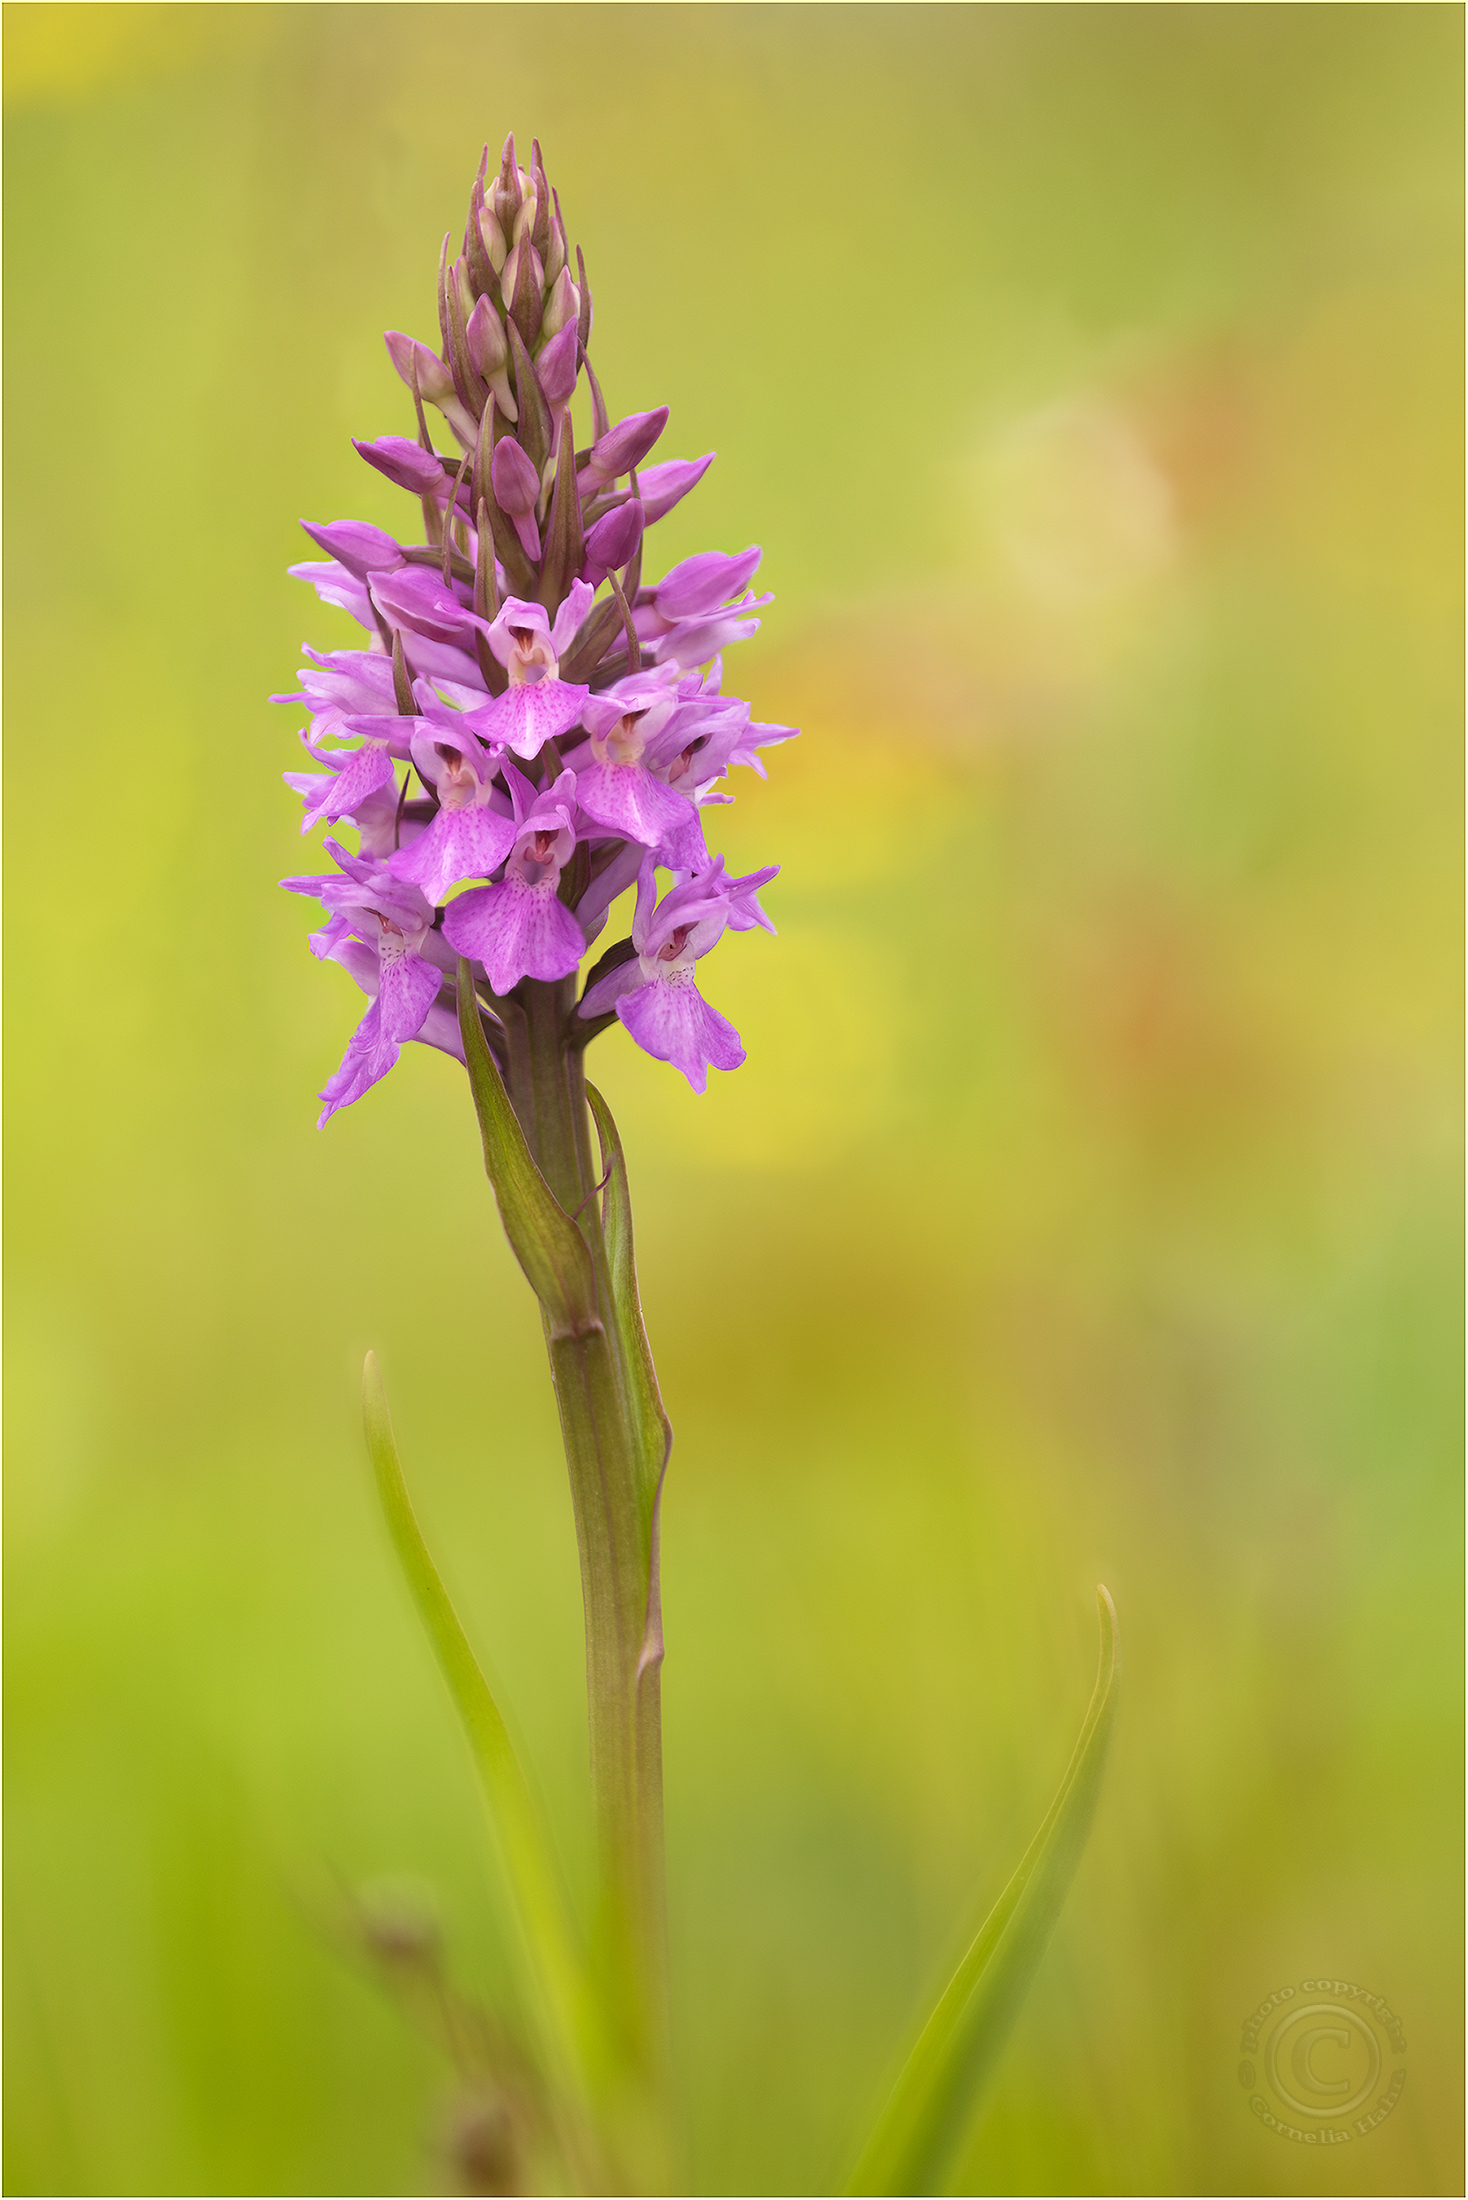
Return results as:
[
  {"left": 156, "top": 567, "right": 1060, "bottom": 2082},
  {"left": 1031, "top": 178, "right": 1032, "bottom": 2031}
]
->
[
  {"left": 848, "top": 1588, "right": 1119, "bottom": 2197},
  {"left": 455, "top": 959, "right": 599, "bottom": 1334},
  {"left": 585, "top": 1083, "right": 671, "bottom": 1522},
  {"left": 361, "top": 1351, "right": 598, "bottom": 2093}
]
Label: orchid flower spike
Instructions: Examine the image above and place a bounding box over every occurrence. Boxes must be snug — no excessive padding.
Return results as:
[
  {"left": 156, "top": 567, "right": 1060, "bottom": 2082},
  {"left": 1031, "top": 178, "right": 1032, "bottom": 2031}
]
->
[{"left": 277, "top": 128, "right": 795, "bottom": 1122}]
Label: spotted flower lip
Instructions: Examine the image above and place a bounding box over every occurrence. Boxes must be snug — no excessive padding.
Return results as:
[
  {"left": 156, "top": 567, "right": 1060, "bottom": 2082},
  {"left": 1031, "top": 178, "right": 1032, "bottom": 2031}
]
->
[
  {"left": 569, "top": 678, "right": 693, "bottom": 848},
  {"left": 576, "top": 854, "right": 777, "bottom": 1093},
  {"left": 287, "top": 740, "right": 397, "bottom": 835},
  {"left": 442, "top": 764, "right": 587, "bottom": 995},
  {"left": 420, "top": 663, "right": 591, "bottom": 764},
  {"left": 285, "top": 708, "right": 421, "bottom": 834},
  {"left": 278, "top": 129, "right": 794, "bottom": 1121},
  {"left": 314, "top": 935, "right": 447, "bottom": 1126},
  {"left": 386, "top": 724, "right": 517, "bottom": 904}
]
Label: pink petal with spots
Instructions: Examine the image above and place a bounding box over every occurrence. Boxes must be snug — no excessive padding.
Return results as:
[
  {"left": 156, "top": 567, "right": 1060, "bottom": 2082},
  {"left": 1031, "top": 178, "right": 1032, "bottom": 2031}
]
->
[
  {"left": 575, "top": 759, "right": 691, "bottom": 846},
  {"left": 387, "top": 805, "right": 517, "bottom": 902},
  {"left": 443, "top": 876, "right": 585, "bottom": 995},
  {"left": 616, "top": 969, "right": 744, "bottom": 1093},
  {"left": 300, "top": 743, "right": 395, "bottom": 832}
]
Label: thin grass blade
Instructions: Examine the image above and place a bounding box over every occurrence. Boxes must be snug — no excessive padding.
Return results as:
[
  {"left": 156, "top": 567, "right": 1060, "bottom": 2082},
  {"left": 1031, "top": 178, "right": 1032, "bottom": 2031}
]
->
[
  {"left": 848, "top": 1586, "right": 1119, "bottom": 2197},
  {"left": 362, "top": 1351, "right": 601, "bottom": 2100}
]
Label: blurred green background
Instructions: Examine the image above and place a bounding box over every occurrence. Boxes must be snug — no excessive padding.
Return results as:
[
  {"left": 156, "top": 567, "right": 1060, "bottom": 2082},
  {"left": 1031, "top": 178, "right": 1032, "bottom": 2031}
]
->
[{"left": 5, "top": 4, "right": 1462, "bottom": 2193}]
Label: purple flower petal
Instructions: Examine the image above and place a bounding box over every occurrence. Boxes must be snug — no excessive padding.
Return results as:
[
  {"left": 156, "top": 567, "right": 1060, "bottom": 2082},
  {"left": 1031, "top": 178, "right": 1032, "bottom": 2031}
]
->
[
  {"left": 579, "top": 949, "right": 647, "bottom": 1020},
  {"left": 317, "top": 945, "right": 444, "bottom": 1125},
  {"left": 575, "top": 758, "right": 691, "bottom": 846},
  {"left": 443, "top": 875, "right": 586, "bottom": 994},
  {"left": 638, "top": 453, "right": 714, "bottom": 522},
  {"left": 476, "top": 677, "right": 590, "bottom": 759},
  {"left": 273, "top": 647, "right": 398, "bottom": 722},
  {"left": 298, "top": 743, "right": 395, "bottom": 832},
  {"left": 371, "top": 567, "right": 485, "bottom": 647},
  {"left": 387, "top": 803, "right": 518, "bottom": 901},
  {"left": 289, "top": 560, "right": 373, "bottom": 628},
  {"left": 655, "top": 547, "right": 763, "bottom": 620},
  {"left": 617, "top": 969, "right": 744, "bottom": 1093},
  {"left": 549, "top": 579, "right": 596, "bottom": 658}
]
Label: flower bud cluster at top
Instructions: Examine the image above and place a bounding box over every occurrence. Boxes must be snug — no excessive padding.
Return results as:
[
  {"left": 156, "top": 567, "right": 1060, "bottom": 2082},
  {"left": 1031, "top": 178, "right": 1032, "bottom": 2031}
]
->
[{"left": 277, "top": 132, "right": 794, "bottom": 1125}]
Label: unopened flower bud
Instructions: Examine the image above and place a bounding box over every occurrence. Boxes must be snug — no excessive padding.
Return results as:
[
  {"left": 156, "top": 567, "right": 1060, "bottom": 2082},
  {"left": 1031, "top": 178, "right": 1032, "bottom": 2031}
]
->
[
  {"left": 583, "top": 499, "right": 644, "bottom": 586},
  {"left": 529, "top": 141, "right": 552, "bottom": 259},
  {"left": 465, "top": 294, "right": 506, "bottom": 375},
  {"left": 502, "top": 233, "right": 544, "bottom": 347},
  {"left": 465, "top": 294, "right": 517, "bottom": 420},
  {"left": 495, "top": 131, "right": 521, "bottom": 226},
  {"left": 490, "top": 436, "right": 539, "bottom": 518},
  {"left": 385, "top": 329, "right": 454, "bottom": 407},
  {"left": 582, "top": 406, "right": 669, "bottom": 493},
  {"left": 544, "top": 193, "right": 568, "bottom": 288},
  {"left": 491, "top": 435, "right": 543, "bottom": 563},
  {"left": 299, "top": 519, "right": 405, "bottom": 581},
  {"left": 541, "top": 265, "right": 578, "bottom": 344},
  {"left": 384, "top": 329, "right": 478, "bottom": 448},
  {"left": 536, "top": 320, "right": 579, "bottom": 411},
  {"left": 478, "top": 194, "right": 507, "bottom": 275},
  {"left": 353, "top": 435, "right": 448, "bottom": 495}
]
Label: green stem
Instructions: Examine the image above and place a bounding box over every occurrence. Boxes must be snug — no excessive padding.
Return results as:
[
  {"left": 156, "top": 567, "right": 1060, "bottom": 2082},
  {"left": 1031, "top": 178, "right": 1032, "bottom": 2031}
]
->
[{"left": 512, "top": 977, "right": 671, "bottom": 2163}]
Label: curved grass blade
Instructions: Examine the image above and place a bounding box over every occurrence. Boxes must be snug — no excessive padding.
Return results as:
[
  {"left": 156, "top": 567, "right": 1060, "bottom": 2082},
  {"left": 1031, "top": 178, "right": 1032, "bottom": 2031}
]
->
[
  {"left": 848, "top": 1587, "right": 1119, "bottom": 2197},
  {"left": 362, "top": 1351, "right": 602, "bottom": 2104}
]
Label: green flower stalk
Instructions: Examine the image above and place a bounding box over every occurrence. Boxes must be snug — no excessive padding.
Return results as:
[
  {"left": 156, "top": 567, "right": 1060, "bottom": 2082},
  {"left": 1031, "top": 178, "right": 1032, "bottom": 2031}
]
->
[{"left": 278, "top": 129, "right": 1118, "bottom": 2197}]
